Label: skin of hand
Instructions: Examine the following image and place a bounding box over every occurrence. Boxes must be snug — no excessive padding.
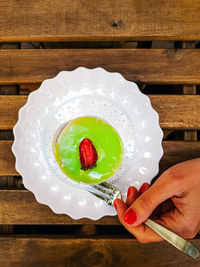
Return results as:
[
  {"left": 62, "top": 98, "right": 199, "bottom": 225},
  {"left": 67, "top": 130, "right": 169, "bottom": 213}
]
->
[{"left": 114, "top": 159, "right": 200, "bottom": 244}]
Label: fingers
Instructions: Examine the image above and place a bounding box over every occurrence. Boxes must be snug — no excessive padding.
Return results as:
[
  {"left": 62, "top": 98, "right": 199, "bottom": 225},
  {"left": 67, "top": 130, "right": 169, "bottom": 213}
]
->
[
  {"left": 114, "top": 198, "right": 163, "bottom": 243},
  {"left": 114, "top": 198, "right": 127, "bottom": 217},
  {"left": 126, "top": 183, "right": 150, "bottom": 207},
  {"left": 139, "top": 183, "right": 150, "bottom": 195},
  {"left": 115, "top": 165, "right": 198, "bottom": 243},
  {"left": 139, "top": 183, "right": 160, "bottom": 220},
  {"left": 114, "top": 183, "right": 149, "bottom": 217},
  {"left": 123, "top": 171, "right": 179, "bottom": 227},
  {"left": 126, "top": 186, "right": 139, "bottom": 207},
  {"left": 124, "top": 221, "right": 164, "bottom": 243},
  {"left": 132, "top": 224, "right": 164, "bottom": 243}
]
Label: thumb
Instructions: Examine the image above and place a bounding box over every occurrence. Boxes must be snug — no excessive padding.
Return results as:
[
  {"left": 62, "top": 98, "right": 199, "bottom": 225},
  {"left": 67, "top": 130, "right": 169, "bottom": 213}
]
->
[{"left": 123, "top": 171, "right": 178, "bottom": 227}]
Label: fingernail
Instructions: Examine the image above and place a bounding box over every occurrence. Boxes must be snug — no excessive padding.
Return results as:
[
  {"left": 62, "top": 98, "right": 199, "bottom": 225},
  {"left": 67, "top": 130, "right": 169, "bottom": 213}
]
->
[
  {"left": 127, "top": 187, "right": 131, "bottom": 197},
  {"left": 123, "top": 209, "right": 137, "bottom": 225},
  {"left": 139, "top": 183, "right": 149, "bottom": 195},
  {"left": 114, "top": 201, "right": 117, "bottom": 211}
]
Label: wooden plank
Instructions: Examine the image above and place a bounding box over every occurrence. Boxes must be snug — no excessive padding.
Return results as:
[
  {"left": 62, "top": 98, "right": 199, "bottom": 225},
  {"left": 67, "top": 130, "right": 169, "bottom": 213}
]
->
[
  {"left": 1, "top": 49, "right": 200, "bottom": 84},
  {"left": 1, "top": 0, "right": 200, "bottom": 41},
  {"left": 159, "top": 141, "right": 200, "bottom": 173},
  {"left": 183, "top": 85, "right": 197, "bottom": 141},
  {"left": 0, "top": 236, "right": 199, "bottom": 266},
  {"left": 181, "top": 41, "right": 198, "bottom": 141},
  {"left": 0, "top": 141, "right": 16, "bottom": 176},
  {"left": 0, "top": 82, "right": 17, "bottom": 234},
  {"left": 1, "top": 95, "right": 200, "bottom": 130},
  {"left": 0, "top": 190, "right": 119, "bottom": 225},
  {"left": 0, "top": 141, "right": 200, "bottom": 224},
  {"left": 0, "top": 96, "right": 25, "bottom": 130},
  {"left": 150, "top": 95, "right": 200, "bottom": 130}
]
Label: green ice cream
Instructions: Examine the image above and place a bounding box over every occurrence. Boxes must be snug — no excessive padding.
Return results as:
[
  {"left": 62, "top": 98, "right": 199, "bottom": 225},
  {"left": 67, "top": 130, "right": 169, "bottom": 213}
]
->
[{"left": 53, "top": 116, "right": 123, "bottom": 184}]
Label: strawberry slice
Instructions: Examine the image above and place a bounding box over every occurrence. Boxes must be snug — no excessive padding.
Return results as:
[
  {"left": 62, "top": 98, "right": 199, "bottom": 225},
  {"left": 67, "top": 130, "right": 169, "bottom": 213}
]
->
[{"left": 79, "top": 138, "right": 98, "bottom": 170}]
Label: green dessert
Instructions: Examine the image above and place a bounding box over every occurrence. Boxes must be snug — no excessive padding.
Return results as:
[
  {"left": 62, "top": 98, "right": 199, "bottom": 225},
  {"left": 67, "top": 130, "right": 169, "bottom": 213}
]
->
[{"left": 53, "top": 116, "right": 123, "bottom": 184}]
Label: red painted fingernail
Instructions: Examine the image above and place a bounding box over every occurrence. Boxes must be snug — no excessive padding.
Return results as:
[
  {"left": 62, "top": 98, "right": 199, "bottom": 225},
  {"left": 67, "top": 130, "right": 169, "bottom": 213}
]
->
[
  {"left": 139, "top": 183, "right": 149, "bottom": 195},
  {"left": 123, "top": 209, "right": 137, "bottom": 225},
  {"left": 127, "top": 187, "right": 131, "bottom": 197},
  {"left": 114, "top": 201, "right": 117, "bottom": 211}
]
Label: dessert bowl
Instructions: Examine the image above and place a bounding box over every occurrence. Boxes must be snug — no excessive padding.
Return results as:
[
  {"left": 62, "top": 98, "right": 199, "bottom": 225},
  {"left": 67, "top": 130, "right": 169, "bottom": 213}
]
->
[
  {"left": 12, "top": 67, "right": 163, "bottom": 220},
  {"left": 53, "top": 116, "right": 124, "bottom": 185}
]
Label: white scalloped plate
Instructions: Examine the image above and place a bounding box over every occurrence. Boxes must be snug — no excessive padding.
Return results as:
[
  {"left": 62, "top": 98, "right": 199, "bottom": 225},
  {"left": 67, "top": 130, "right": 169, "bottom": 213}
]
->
[{"left": 12, "top": 67, "right": 163, "bottom": 220}]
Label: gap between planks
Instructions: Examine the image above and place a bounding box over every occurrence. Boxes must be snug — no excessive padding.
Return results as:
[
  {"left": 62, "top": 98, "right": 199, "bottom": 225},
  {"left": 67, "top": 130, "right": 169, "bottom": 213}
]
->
[
  {"left": 182, "top": 41, "right": 198, "bottom": 141},
  {"left": 0, "top": 63, "right": 18, "bottom": 234}
]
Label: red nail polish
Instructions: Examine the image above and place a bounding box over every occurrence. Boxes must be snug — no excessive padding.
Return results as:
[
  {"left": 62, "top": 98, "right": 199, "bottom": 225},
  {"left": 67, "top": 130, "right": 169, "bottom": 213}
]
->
[
  {"left": 139, "top": 183, "right": 149, "bottom": 195},
  {"left": 114, "top": 202, "right": 117, "bottom": 211},
  {"left": 123, "top": 209, "right": 137, "bottom": 225},
  {"left": 127, "top": 187, "right": 131, "bottom": 197}
]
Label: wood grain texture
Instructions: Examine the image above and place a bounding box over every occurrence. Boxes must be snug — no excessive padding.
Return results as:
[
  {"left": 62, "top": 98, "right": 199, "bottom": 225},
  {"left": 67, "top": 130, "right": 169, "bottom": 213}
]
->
[
  {"left": 0, "top": 236, "right": 199, "bottom": 266},
  {"left": 0, "top": 141, "right": 16, "bottom": 175},
  {"left": 1, "top": 49, "right": 200, "bottom": 84},
  {"left": 0, "top": 141, "right": 200, "bottom": 224},
  {"left": 183, "top": 83, "right": 197, "bottom": 141},
  {"left": 1, "top": 0, "right": 200, "bottom": 41},
  {"left": 0, "top": 96, "right": 25, "bottom": 130},
  {"left": 182, "top": 35, "right": 197, "bottom": 141},
  {"left": 160, "top": 141, "right": 200, "bottom": 173},
  {"left": 0, "top": 68, "right": 18, "bottom": 235},
  {"left": 0, "top": 190, "right": 119, "bottom": 225},
  {"left": 1, "top": 95, "right": 200, "bottom": 130},
  {"left": 183, "top": 85, "right": 197, "bottom": 141}
]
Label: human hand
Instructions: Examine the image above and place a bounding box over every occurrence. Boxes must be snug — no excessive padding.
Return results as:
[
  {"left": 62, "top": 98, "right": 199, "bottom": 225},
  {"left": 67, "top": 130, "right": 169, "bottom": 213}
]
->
[{"left": 114, "top": 159, "right": 200, "bottom": 243}]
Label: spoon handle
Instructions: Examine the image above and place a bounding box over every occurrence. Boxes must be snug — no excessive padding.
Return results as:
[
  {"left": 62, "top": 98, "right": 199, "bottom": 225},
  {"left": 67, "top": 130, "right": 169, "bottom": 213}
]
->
[{"left": 145, "top": 219, "right": 199, "bottom": 259}]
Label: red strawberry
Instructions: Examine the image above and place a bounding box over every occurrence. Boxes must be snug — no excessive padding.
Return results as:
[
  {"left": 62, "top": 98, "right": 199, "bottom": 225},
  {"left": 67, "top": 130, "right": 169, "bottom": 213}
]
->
[{"left": 79, "top": 138, "right": 98, "bottom": 170}]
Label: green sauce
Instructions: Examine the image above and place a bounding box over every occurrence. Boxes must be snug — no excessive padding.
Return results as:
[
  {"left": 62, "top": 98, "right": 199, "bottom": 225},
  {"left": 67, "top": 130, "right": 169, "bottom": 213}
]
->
[{"left": 53, "top": 117, "right": 123, "bottom": 184}]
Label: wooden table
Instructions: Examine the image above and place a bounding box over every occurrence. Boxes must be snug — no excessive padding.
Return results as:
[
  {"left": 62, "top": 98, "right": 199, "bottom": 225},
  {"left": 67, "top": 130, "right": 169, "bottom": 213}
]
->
[{"left": 0, "top": 1, "right": 200, "bottom": 266}]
